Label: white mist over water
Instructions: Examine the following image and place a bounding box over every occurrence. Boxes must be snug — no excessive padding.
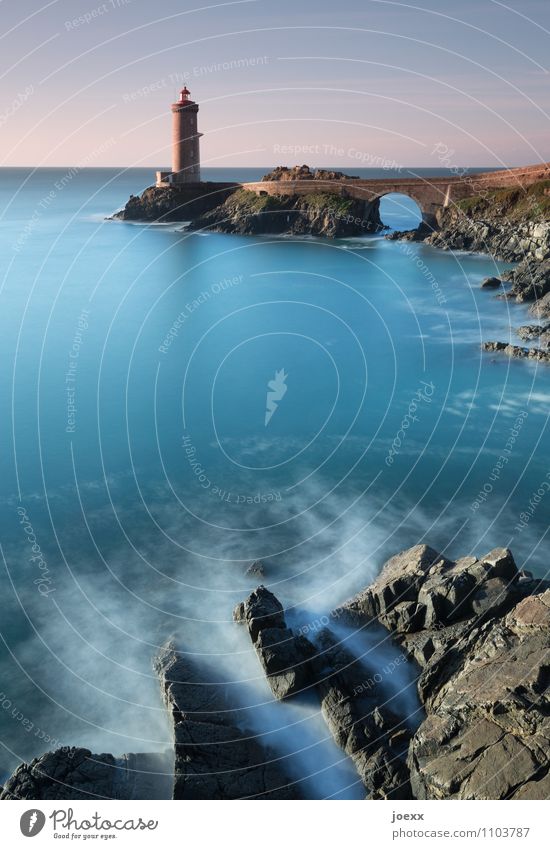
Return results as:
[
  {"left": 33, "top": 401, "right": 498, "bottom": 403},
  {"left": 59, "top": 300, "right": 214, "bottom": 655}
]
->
[{"left": 2, "top": 169, "right": 550, "bottom": 798}]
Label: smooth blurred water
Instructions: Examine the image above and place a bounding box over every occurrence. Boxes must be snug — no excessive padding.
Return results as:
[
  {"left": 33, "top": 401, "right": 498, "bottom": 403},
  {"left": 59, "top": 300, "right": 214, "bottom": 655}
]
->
[{"left": 0, "top": 167, "right": 548, "bottom": 793}]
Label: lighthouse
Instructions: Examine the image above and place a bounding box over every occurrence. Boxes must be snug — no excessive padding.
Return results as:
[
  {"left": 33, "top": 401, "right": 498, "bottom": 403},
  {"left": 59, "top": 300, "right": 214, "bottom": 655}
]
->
[{"left": 156, "top": 86, "right": 202, "bottom": 186}]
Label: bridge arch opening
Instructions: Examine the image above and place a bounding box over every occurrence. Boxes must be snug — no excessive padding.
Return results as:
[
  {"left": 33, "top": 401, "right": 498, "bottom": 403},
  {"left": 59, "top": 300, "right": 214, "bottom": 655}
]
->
[{"left": 378, "top": 193, "right": 422, "bottom": 232}]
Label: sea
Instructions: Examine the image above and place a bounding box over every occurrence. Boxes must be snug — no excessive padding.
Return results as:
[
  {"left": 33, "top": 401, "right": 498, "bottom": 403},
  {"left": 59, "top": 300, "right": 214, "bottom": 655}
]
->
[{"left": 0, "top": 166, "right": 548, "bottom": 798}]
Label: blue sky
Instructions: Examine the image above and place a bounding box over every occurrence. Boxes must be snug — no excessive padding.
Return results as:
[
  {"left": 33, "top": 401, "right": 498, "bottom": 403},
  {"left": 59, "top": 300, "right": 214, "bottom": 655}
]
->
[{"left": 2, "top": 0, "right": 550, "bottom": 167}]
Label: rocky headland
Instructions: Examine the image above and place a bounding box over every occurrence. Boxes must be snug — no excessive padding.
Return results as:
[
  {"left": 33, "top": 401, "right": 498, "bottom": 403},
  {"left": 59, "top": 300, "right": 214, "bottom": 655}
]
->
[
  {"left": 388, "top": 180, "right": 550, "bottom": 361},
  {"left": 3, "top": 543, "right": 548, "bottom": 801},
  {"left": 112, "top": 165, "right": 383, "bottom": 238}
]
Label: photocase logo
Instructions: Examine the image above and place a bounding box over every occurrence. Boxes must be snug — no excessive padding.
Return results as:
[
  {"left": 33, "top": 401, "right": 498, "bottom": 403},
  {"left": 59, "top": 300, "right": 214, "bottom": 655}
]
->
[
  {"left": 264, "top": 368, "right": 288, "bottom": 426},
  {"left": 20, "top": 809, "right": 46, "bottom": 837}
]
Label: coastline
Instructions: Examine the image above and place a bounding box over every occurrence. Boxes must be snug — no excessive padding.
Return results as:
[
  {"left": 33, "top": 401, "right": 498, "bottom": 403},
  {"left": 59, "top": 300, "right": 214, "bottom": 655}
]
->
[{"left": 3, "top": 543, "right": 548, "bottom": 801}]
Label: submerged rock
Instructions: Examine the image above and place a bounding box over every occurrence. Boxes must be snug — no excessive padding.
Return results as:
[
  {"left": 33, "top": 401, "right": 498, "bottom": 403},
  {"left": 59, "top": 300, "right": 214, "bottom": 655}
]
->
[{"left": 245, "top": 559, "right": 266, "bottom": 578}]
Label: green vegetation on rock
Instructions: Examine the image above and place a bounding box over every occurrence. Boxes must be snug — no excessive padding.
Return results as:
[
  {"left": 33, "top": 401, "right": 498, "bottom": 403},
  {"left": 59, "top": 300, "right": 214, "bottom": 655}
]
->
[{"left": 456, "top": 180, "right": 550, "bottom": 221}]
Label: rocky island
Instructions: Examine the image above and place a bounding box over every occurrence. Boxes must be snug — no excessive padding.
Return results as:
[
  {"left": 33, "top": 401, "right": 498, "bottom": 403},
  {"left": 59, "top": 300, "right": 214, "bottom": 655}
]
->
[
  {"left": 2, "top": 542, "right": 548, "bottom": 800},
  {"left": 113, "top": 165, "right": 384, "bottom": 237},
  {"left": 113, "top": 158, "right": 550, "bottom": 365}
]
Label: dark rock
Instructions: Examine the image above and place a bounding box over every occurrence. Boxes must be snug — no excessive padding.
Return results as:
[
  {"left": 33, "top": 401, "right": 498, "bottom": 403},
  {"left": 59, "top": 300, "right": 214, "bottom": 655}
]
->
[
  {"left": 481, "top": 276, "right": 502, "bottom": 288},
  {"left": 408, "top": 591, "right": 550, "bottom": 799},
  {"left": 516, "top": 323, "right": 550, "bottom": 341},
  {"left": 339, "top": 541, "right": 550, "bottom": 799},
  {"left": 233, "top": 585, "right": 286, "bottom": 642},
  {"left": 234, "top": 586, "right": 312, "bottom": 699},
  {"left": 0, "top": 748, "right": 173, "bottom": 800},
  {"left": 254, "top": 627, "right": 310, "bottom": 699},
  {"left": 155, "top": 643, "right": 299, "bottom": 799},
  {"left": 503, "top": 257, "right": 550, "bottom": 302},
  {"left": 482, "top": 341, "right": 550, "bottom": 363},
  {"left": 343, "top": 544, "right": 449, "bottom": 631},
  {"left": 112, "top": 182, "right": 239, "bottom": 222}
]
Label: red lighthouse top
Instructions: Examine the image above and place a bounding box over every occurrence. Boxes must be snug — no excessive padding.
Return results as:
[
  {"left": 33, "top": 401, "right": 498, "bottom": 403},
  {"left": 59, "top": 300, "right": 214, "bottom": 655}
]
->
[{"left": 171, "top": 85, "right": 198, "bottom": 111}]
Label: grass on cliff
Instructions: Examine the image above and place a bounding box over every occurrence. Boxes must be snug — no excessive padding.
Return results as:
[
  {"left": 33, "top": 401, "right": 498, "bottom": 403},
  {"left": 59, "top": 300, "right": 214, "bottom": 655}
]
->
[
  {"left": 227, "top": 188, "right": 358, "bottom": 214},
  {"left": 227, "top": 189, "right": 281, "bottom": 212},
  {"left": 456, "top": 180, "right": 550, "bottom": 221},
  {"left": 301, "top": 192, "right": 358, "bottom": 213}
]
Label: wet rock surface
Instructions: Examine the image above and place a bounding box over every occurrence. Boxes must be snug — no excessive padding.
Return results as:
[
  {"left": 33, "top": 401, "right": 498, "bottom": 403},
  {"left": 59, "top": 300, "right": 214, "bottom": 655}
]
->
[
  {"left": 233, "top": 586, "right": 312, "bottom": 699},
  {"left": 311, "top": 629, "right": 413, "bottom": 799},
  {"left": 155, "top": 642, "right": 300, "bottom": 799},
  {"left": 235, "top": 586, "right": 413, "bottom": 798},
  {"left": 4, "top": 544, "right": 548, "bottom": 801}
]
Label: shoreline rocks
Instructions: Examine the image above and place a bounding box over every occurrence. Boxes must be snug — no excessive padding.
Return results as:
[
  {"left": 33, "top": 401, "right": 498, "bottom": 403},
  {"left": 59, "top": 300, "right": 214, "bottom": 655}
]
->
[
  {"left": 341, "top": 544, "right": 550, "bottom": 799},
  {"left": 155, "top": 641, "right": 300, "bottom": 799},
  {"left": 261, "top": 165, "right": 359, "bottom": 182},
  {"left": 233, "top": 586, "right": 313, "bottom": 699},
  {"left": 112, "top": 182, "right": 239, "bottom": 223},
  {"left": 112, "top": 166, "right": 383, "bottom": 237},
  {"left": 482, "top": 340, "right": 550, "bottom": 363},
  {"left": 234, "top": 587, "right": 413, "bottom": 798},
  {"left": 0, "top": 748, "right": 173, "bottom": 800},
  {"left": 4, "top": 542, "right": 549, "bottom": 801}
]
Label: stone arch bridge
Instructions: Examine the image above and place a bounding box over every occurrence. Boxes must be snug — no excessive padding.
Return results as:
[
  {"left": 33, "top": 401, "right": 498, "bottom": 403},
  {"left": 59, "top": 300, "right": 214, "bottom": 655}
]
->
[{"left": 241, "top": 162, "right": 550, "bottom": 228}]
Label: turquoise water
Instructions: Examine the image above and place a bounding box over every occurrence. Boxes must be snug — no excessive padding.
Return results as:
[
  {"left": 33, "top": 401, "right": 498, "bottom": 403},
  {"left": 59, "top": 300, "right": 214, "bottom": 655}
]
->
[{"left": 0, "top": 167, "right": 548, "bottom": 795}]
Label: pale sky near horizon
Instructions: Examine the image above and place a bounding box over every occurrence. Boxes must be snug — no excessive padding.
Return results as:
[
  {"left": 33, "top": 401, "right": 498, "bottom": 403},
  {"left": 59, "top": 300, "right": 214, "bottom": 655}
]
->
[{"left": 2, "top": 0, "right": 550, "bottom": 169}]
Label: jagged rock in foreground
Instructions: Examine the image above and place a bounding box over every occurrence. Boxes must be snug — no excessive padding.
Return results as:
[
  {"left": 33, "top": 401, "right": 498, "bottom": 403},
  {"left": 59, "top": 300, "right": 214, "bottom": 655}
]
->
[
  {"left": 342, "top": 544, "right": 550, "bottom": 799},
  {"left": 410, "top": 592, "right": 550, "bottom": 799},
  {"left": 235, "top": 586, "right": 412, "bottom": 798},
  {"left": 0, "top": 748, "right": 173, "bottom": 800},
  {"left": 311, "top": 629, "right": 412, "bottom": 799},
  {"left": 233, "top": 586, "right": 312, "bottom": 699},
  {"left": 186, "top": 188, "right": 383, "bottom": 238},
  {"left": 156, "top": 642, "right": 299, "bottom": 799},
  {"left": 482, "top": 340, "right": 550, "bottom": 363}
]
